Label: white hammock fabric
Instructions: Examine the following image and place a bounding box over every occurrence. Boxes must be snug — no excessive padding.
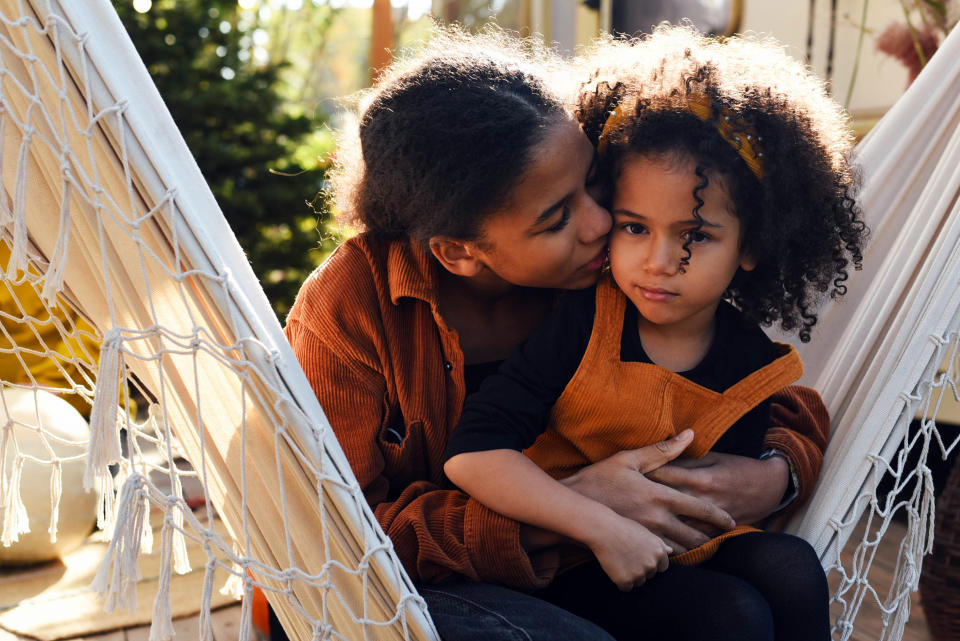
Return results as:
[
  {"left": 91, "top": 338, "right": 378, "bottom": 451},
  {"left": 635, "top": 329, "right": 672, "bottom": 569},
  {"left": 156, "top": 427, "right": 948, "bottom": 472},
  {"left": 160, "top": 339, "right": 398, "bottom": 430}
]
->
[
  {"left": 781, "top": 21, "right": 960, "bottom": 641},
  {"left": 0, "top": 0, "right": 956, "bottom": 639}
]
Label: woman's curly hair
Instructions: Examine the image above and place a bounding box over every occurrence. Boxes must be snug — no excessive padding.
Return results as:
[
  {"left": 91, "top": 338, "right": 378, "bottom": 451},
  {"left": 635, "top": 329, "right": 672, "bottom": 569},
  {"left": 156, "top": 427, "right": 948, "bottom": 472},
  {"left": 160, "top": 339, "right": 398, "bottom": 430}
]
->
[
  {"left": 329, "top": 26, "right": 570, "bottom": 243},
  {"left": 575, "top": 25, "right": 867, "bottom": 342}
]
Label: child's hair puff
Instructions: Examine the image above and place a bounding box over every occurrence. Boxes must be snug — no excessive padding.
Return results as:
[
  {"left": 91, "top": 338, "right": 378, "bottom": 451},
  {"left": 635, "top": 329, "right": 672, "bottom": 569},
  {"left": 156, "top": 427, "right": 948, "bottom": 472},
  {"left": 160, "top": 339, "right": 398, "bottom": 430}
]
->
[
  {"left": 329, "top": 25, "right": 571, "bottom": 243},
  {"left": 575, "top": 25, "right": 867, "bottom": 342}
]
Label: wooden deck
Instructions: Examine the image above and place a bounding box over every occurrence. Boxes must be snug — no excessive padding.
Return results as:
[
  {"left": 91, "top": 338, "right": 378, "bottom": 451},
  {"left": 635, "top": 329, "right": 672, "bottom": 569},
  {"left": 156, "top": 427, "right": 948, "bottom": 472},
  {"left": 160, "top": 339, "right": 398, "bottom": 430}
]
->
[{"left": 0, "top": 518, "right": 935, "bottom": 641}]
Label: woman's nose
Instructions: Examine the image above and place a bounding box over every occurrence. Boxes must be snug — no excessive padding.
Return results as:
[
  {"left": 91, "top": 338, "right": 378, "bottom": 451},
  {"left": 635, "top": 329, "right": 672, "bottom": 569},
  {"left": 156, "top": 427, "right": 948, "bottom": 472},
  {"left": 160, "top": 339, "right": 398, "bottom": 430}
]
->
[{"left": 578, "top": 194, "right": 612, "bottom": 244}]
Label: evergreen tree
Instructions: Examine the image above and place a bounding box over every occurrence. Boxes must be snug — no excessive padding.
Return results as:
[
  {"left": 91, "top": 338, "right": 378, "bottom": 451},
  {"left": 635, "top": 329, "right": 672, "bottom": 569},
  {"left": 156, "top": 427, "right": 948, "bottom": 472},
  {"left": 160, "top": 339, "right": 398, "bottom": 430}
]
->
[{"left": 114, "top": 0, "right": 337, "bottom": 318}]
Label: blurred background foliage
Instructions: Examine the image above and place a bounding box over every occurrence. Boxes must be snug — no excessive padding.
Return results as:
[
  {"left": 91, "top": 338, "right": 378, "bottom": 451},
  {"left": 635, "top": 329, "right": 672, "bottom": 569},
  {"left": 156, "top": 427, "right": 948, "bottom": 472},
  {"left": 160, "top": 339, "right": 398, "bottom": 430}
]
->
[{"left": 113, "top": 0, "right": 346, "bottom": 319}]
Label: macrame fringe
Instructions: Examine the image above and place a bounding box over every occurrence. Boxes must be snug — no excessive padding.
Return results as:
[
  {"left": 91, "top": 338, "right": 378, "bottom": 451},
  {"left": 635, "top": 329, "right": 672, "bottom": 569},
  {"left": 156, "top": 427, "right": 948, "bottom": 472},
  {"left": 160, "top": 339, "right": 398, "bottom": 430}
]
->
[
  {"left": 198, "top": 559, "right": 217, "bottom": 641},
  {"left": 48, "top": 460, "right": 62, "bottom": 543},
  {"left": 149, "top": 518, "right": 176, "bottom": 641},
  {"left": 237, "top": 580, "right": 253, "bottom": 641},
  {"left": 6, "top": 131, "right": 31, "bottom": 279},
  {"left": 0, "top": 114, "right": 11, "bottom": 230},
  {"left": 85, "top": 327, "right": 124, "bottom": 493},
  {"left": 1, "top": 456, "right": 29, "bottom": 546},
  {"left": 220, "top": 561, "right": 246, "bottom": 599},
  {"left": 90, "top": 473, "right": 148, "bottom": 613},
  {"left": 169, "top": 474, "right": 191, "bottom": 574},
  {"left": 41, "top": 177, "right": 72, "bottom": 305},
  {"left": 140, "top": 493, "right": 154, "bottom": 554},
  {"left": 171, "top": 507, "right": 191, "bottom": 575},
  {"left": 93, "top": 473, "right": 117, "bottom": 535}
]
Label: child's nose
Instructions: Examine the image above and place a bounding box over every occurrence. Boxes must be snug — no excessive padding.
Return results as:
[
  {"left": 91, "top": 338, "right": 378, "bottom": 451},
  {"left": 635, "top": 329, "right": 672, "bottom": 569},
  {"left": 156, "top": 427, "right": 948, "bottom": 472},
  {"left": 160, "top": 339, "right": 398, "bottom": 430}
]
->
[{"left": 644, "top": 238, "right": 680, "bottom": 275}]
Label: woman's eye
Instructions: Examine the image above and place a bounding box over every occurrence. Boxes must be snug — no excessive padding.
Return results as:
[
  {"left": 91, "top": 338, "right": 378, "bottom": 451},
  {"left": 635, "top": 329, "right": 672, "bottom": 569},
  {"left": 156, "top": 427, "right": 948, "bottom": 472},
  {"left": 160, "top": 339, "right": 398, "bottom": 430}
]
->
[
  {"left": 545, "top": 206, "right": 571, "bottom": 233},
  {"left": 622, "top": 223, "right": 647, "bottom": 235}
]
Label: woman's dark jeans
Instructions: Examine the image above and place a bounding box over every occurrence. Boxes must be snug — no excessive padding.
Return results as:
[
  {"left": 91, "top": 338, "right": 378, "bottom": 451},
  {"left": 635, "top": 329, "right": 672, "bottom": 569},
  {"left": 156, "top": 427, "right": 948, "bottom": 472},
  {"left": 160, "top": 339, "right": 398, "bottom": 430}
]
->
[
  {"left": 267, "top": 580, "right": 614, "bottom": 641},
  {"left": 419, "top": 581, "right": 615, "bottom": 641}
]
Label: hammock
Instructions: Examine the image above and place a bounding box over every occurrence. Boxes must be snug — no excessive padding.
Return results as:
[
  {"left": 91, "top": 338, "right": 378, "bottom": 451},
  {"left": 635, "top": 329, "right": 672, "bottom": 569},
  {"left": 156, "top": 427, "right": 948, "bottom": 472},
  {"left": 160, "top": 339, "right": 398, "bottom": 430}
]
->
[
  {"left": 0, "top": 1, "right": 955, "bottom": 639},
  {"left": 781, "top": 19, "right": 960, "bottom": 639}
]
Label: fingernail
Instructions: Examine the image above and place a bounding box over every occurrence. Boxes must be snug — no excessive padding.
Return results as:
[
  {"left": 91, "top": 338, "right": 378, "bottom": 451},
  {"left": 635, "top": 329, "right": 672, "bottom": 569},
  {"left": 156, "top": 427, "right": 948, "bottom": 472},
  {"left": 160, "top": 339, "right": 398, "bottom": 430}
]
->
[{"left": 676, "top": 429, "right": 693, "bottom": 440}]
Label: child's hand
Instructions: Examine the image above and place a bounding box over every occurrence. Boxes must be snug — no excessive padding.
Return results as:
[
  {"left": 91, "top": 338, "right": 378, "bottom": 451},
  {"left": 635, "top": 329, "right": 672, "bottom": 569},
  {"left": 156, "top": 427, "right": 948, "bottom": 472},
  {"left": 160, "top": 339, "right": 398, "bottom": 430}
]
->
[{"left": 585, "top": 512, "right": 672, "bottom": 591}]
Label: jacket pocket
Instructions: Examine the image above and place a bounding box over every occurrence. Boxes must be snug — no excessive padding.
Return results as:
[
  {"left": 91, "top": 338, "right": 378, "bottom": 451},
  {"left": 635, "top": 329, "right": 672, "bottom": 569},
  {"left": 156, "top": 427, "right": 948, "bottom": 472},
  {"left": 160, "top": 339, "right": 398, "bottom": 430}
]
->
[{"left": 378, "top": 418, "right": 431, "bottom": 498}]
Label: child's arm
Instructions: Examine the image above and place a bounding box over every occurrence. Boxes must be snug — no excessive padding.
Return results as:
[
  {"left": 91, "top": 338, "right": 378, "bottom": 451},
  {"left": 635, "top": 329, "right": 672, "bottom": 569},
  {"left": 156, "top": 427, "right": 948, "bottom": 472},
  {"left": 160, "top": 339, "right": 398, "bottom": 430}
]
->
[{"left": 445, "top": 448, "right": 672, "bottom": 591}]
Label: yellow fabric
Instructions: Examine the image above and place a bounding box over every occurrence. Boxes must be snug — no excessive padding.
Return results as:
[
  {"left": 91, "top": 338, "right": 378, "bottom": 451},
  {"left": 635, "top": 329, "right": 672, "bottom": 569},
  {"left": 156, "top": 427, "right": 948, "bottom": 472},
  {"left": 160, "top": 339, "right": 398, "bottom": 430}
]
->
[
  {"left": 597, "top": 93, "right": 765, "bottom": 178},
  {"left": 0, "top": 242, "right": 100, "bottom": 415}
]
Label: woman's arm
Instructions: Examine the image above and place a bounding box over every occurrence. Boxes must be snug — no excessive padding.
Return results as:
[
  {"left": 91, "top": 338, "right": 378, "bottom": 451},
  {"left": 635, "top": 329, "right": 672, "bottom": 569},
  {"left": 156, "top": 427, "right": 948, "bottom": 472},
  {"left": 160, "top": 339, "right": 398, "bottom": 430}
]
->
[{"left": 445, "top": 448, "right": 672, "bottom": 590}]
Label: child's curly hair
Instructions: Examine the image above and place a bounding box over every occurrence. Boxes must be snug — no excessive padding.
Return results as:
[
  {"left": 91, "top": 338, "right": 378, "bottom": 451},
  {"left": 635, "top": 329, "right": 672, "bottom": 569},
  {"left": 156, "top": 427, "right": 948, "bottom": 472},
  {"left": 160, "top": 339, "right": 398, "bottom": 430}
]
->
[{"left": 576, "top": 25, "right": 867, "bottom": 342}]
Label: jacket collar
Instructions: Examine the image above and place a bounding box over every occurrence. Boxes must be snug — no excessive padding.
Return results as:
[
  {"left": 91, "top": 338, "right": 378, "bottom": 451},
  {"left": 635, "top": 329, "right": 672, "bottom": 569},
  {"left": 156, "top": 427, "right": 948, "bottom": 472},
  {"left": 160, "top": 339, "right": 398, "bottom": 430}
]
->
[{"left": 387, "top": 236, "right": 440, "bottom": 307}]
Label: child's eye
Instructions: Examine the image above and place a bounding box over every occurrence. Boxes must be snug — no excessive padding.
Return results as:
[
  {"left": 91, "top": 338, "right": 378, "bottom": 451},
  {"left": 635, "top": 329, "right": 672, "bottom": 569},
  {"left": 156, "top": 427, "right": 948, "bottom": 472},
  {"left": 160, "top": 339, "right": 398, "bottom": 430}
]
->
[
  {"left": 622, "top": 223, "right": 647, "bottom": 235},
  {"left": 545, "top": 206, "right": 571, "bottom": 233},
  {"left": 684, "top": 230, "right": 711, "bottom": 243}
]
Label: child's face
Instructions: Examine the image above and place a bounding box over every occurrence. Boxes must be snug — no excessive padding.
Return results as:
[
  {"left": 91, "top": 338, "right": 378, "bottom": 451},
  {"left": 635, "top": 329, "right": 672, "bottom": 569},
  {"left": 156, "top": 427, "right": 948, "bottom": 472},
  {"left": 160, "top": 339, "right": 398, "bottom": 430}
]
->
[{"left": 609, "top": 153, "right": 755, "bottom": 335}]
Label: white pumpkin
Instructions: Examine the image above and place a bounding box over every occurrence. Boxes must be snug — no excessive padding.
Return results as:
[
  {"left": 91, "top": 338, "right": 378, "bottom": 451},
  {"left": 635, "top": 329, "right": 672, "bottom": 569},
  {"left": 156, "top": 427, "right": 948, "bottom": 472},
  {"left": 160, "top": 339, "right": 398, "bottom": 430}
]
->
[{"left": 0, "top": 388, "right": 98, "bottom": 565}]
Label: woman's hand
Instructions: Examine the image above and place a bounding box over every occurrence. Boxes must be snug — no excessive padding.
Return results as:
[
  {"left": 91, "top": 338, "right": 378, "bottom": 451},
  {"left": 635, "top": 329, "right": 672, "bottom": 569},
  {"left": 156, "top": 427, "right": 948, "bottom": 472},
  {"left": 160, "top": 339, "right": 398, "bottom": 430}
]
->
[
  {"left": 586, "top": 511, "right": 672, "bottom": 591},
  {"left": 646, "top": 451, "right": 789, "bottom": 527},
  {"left": 559, "top": 430, "right": 736, "bottom": 554}
]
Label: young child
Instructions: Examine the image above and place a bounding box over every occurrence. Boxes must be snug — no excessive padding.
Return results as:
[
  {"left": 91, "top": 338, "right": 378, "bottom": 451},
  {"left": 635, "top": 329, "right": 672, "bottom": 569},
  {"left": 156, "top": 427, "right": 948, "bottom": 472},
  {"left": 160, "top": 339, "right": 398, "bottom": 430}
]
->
[{"left": 444, "top": 26, "right": 866, "bottom": 641}]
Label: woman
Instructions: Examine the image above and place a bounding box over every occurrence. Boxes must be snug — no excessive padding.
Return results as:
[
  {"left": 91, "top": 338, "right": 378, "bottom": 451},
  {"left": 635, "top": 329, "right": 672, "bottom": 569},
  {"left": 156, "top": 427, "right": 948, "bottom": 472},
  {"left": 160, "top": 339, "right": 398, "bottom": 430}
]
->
[{"left": 281, "top": 27, "right": 828, "bottom": 640}]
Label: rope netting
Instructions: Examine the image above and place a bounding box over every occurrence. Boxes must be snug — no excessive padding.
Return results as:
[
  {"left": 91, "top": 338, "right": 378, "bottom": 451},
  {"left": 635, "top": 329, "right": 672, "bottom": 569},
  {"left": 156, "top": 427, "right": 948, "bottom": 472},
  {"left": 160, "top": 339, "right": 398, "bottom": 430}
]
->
[
  {"left": 0, "top": 1, "right": 435, "bottom": 640},
  {"left": 0, "top": 1, "right": 957, "bottom": 640}
]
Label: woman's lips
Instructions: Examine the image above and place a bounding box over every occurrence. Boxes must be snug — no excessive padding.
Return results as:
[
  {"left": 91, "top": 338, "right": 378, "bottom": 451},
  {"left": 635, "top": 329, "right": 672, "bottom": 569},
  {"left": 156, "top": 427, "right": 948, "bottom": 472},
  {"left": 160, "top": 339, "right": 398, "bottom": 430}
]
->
[
  {"left": 639, "top": 286, "right": 678, "bottom": 301},
  {"left": 585, "top": 247, "right": 607, "bottom": 271}
]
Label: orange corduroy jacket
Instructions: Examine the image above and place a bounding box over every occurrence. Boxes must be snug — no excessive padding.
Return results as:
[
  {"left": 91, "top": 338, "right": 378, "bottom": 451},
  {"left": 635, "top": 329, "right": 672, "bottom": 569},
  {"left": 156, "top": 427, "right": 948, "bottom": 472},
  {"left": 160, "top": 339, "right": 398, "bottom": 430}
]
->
[{"left": 284, "top": 234, "right": 830, "bottom": 590}]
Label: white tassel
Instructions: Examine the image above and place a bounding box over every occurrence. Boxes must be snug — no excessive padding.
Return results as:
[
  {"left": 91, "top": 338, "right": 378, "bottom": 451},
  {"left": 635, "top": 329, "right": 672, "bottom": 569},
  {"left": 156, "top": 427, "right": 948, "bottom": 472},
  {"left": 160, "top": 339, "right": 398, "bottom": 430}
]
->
[
  {"left": 6, "top": 130, "right": 32, "bottom": 278},
  {"left": 198, "top": 559, "right": 217, "bottom": 641},
  {"left": 140, "top": 493, "right": 154, "bottom": 554},
  {"left": 920, "top": 465, "right": 936, "bottom": 555},
  {"left": 149, "top": 519, "right": 176, "bottom": 641},
  {"left": 169, "top": 474, "right": 191, "bottom": 575},
  {"left": 220, "top": 562, "right": 246, "bottom": 600},
  {"left": 1, "top": 456, "right": 29, "bottom": 546},
  {"left": 93, "top": 473, "right": 117, "bottom": 535},
  {"left": 0, "top": 416, "right": 12, "bottom": 506},
  {"left": 171, "top": 507, "right": 191, "bottom": 575},
  {"left": 48, "top": 460, "right": 62, "bottom": 543},
  {"left": 0, "top": 115, "right": 12, "bottom": 229},
  {"left": 90, "top": 473, "right": 147, "bottom": 613},
  {"left": 41, "top": 176, "right": 72, "bottom": 305},
  {"left": 85, "top": 327, "right": 124, "bottom": 492},
  {"left": 237, "top": 580, "right": 253, "bottom": 641}
]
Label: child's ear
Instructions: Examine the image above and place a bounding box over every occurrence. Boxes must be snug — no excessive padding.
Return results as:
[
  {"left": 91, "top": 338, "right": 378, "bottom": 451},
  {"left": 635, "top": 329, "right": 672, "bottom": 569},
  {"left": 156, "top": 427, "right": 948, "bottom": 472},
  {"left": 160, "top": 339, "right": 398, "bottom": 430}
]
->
[
  {"left": 428, "top": 236, "right": 485, "bottom": 277},
  {"left": 739, "top": 252, "right": 757, "bottom": 272}
]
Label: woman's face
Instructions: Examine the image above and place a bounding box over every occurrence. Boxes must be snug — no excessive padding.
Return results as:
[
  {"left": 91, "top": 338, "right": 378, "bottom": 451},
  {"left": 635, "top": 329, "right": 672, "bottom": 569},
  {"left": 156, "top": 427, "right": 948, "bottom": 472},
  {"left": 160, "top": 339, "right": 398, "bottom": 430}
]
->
[{"left": 469, "top": 117, "right": 611, "bottom": 290}]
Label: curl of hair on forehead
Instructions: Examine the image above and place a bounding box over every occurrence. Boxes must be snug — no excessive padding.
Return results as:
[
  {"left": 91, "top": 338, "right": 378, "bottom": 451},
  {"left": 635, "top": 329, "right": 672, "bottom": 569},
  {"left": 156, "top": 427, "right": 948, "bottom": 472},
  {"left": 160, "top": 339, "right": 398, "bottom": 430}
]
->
[
  {"left": 328, "top": 25, "right": 571, "bottom": 244},
  {"left": 574, "top": 24, "right": 867, "bottom": 343}
]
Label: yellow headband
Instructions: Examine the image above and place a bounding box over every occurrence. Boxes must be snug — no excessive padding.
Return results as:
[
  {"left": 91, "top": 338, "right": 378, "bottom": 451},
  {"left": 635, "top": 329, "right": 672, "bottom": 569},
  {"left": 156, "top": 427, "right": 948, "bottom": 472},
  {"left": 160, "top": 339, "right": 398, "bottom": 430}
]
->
[{"left": 596, "top": 93, "right": 766, "bottom": 179}]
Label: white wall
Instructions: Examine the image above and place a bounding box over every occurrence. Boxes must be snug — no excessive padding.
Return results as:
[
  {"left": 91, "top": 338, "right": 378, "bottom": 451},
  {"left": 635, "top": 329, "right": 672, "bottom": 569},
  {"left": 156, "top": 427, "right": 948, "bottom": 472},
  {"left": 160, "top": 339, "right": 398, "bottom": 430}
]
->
[{"left": 740, "top": 0, "right": 911, "bottom": 120}]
